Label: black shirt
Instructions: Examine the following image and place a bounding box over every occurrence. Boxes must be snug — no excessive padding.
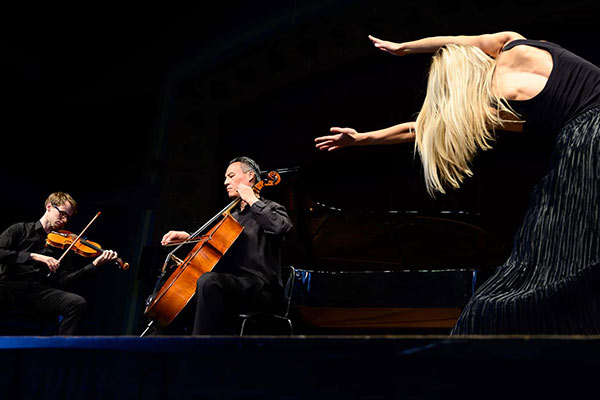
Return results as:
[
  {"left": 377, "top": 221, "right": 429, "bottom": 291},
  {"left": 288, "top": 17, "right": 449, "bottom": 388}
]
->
[
  {"left": 503, "top": 39, "right": 600, "bottom": 136},
  {"left": 0, "top": 220, "right": 97, "bottom": 287},
  {"left": 215, "top": 198, "right": 292, "bottom": 286}
]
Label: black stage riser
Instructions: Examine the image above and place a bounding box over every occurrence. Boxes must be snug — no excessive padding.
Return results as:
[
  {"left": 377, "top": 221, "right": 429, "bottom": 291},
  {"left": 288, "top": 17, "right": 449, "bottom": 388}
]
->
[{"left": 0, "top": 336, "right": 598, "bottom": 399}]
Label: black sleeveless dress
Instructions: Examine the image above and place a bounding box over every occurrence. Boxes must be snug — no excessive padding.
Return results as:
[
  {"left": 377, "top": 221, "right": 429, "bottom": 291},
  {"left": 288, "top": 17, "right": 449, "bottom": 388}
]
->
[{"left": 451, "top": 40, "right": 600, "bottom": 334}]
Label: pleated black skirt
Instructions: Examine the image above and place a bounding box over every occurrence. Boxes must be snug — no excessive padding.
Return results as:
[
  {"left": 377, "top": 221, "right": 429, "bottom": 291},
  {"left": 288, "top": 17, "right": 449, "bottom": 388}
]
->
[{"left": 452, "top": 106, "right": 600, "bottom": 335}]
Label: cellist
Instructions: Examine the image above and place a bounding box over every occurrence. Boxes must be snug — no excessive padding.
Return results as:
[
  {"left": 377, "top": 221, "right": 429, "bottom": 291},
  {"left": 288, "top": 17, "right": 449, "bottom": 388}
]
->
[
  {"left": 0, "top": 192, "right": 118, "bottom": 335},
  {"left": 161, "top": 157, "right": 293, "bottom": 335}
]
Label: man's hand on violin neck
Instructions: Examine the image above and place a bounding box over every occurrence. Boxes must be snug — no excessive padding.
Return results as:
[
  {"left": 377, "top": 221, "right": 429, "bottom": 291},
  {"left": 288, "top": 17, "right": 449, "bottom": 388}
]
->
[
  {"left": 30, "top": 253, "right": 60, "bottom": 272},
  {"left": 93, "top": 250, "right": 118, "bottom": 267},
  {"left": 236, "top": 184, "right": 259, "bottom": 206},
  {"left": 161, "top": 231, "right": 190, "bottom": 246}
]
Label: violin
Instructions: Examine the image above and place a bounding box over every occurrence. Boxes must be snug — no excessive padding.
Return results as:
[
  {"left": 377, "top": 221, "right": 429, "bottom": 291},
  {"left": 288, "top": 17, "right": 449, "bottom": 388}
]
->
[{"left": 46, "top": 230, "right": 130, "bottom": 270}]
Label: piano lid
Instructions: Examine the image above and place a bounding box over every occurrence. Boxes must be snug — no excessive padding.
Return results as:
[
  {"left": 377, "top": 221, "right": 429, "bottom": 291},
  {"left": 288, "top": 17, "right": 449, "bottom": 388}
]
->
[{"left": 301, "top": 199, "right": 510, "bottom": 271}]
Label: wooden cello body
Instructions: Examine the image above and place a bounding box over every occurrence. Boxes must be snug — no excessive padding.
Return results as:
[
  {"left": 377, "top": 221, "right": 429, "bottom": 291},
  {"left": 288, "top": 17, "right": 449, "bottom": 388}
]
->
[{"left": 144, "top": 171, "right": 280, "bottom": 327}]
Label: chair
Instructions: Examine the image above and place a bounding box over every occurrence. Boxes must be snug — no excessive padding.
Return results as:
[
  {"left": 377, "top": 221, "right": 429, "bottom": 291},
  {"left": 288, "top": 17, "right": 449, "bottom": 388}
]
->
[{"left": 239, "top": 266, "right": 296, "bottom": 335}]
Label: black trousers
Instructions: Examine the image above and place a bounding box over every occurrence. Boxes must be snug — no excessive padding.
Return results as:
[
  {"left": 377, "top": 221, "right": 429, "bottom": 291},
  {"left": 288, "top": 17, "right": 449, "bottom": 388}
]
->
[
  {"left": 0, "top": 280, "right": 87, "bottom": 335},
  {"left": 193, "top": 272, "right": 280, "bottom": 335}
]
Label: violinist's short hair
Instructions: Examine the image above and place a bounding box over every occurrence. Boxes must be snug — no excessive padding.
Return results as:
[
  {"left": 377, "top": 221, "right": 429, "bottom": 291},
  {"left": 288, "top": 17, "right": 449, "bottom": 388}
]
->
[
  {"left": 45, "top": 192, "right": 78, "bottom": 215},
  {"left": 229, "top": 156, "right": 261, "bottom": 184}
]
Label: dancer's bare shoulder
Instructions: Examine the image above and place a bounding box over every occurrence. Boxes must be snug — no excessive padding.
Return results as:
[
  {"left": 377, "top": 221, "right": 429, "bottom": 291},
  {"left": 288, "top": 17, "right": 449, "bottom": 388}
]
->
[{"left": 495, "top": 43, "right": 553, "bottom": 101}]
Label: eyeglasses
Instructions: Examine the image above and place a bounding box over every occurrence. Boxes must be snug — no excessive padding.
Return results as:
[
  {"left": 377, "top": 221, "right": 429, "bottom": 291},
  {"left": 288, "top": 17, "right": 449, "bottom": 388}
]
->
[{"left": 52, "top": 204, "right": 72, "bottom": 220}]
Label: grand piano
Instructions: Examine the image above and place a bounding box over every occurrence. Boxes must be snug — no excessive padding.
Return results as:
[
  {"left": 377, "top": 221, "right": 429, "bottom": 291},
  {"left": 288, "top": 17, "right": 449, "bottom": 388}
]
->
[{"left": 282, "top": 195, "right": 513, "bottom": 335}]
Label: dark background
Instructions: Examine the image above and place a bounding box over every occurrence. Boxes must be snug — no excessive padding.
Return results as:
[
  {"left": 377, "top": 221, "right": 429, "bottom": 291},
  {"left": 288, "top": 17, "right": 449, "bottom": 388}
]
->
[{"left": 1, "top": 0, "right": 598, "bottom": 334}]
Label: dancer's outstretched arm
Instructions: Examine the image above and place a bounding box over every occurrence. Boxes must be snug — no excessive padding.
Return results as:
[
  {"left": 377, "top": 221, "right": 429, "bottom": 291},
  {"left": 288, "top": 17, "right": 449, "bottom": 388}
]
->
[
  {"left": 315, "top": 122, "right": 416, "bottom": 151},
  {"left": 369, "top": 31, "right": 524, "bottom": 58}
]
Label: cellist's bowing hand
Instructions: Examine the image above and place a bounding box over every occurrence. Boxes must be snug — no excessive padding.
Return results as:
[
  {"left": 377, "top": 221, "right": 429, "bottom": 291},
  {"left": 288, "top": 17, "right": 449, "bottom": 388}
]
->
[
  {"left": 315, "top": 127, "right": 362, "bottom": 151},
  {"left": 31, "top": 253, "right": 60, "bottom": 273},
  {"left": 368, "top": 35, "right": 406, "bottom": 56},
  {"left": 93, "top": 250, "right": 118, "bottom": 267},
  {"left": 161, "top": 231, "right": 190, "bottom": 246},
  {"left": 236, "top": 184, "right": 259, "bottom": 206}
]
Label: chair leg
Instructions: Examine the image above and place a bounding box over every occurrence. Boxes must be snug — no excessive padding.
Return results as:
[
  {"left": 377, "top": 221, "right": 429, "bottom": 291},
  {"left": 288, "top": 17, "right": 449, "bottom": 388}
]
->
[{"left": 239, "top": 314, "right": 293, "bottom": 336}]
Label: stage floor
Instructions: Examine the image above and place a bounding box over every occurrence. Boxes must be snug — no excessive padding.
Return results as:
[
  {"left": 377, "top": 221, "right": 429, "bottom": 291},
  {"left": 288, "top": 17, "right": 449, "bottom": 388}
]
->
[{"left": 1, "top": 335, "right": 598, "bottom": 399}]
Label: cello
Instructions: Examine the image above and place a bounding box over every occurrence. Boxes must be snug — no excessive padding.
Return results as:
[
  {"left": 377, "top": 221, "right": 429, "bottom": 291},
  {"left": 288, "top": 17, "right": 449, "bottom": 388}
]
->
[{"left": 143, "top": 171, "right": 281, "bottom": 329}]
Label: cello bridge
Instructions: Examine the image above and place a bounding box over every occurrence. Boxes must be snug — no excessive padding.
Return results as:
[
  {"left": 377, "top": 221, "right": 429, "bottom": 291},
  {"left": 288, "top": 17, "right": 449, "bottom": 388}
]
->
[{"left": 170, "top": 254, "right": 184, "bottom": 266}]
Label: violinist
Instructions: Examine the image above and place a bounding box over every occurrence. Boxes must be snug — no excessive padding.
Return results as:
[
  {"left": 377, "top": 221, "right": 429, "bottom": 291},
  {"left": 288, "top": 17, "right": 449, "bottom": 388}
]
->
[
  {"left": 161, "top": 157, "right": 293, "bottom": 335},
  {"left": 0, "top": 192, "right": 118, "bottom": 335}
]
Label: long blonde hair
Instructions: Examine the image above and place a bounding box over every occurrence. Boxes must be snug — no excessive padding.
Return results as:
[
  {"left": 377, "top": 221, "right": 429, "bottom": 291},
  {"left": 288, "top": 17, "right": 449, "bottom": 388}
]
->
[{"left": 415, "top": 44, "right": 519, "bottom": 196}]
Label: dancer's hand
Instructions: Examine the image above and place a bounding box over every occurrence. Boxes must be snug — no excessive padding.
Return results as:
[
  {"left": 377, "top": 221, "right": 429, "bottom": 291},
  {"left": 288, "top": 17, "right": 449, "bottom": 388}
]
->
[
  {"left": 369, "top": 35, "right": 406, "bottom": 56},
  {"left": 315, "top": 127, "right": 361, "bottom": 151}
]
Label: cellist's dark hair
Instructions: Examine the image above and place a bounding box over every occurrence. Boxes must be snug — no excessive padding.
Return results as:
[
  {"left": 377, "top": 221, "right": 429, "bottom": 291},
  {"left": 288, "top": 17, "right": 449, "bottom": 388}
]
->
[{"left": 229, "top": 156, "right": 261, "bottom": 184}]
